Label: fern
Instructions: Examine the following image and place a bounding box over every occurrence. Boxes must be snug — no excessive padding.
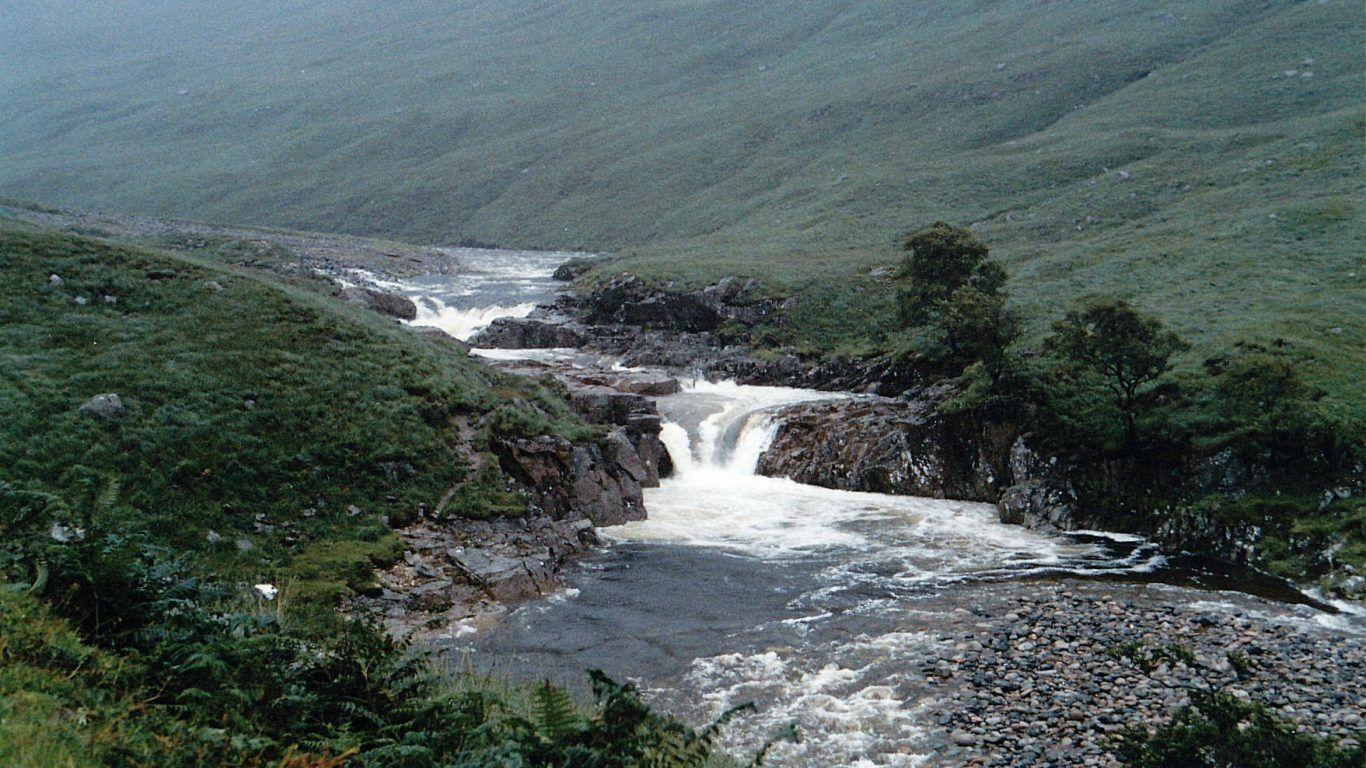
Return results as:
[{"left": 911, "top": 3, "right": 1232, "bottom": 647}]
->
[{"left": 532, "top": 679, "right": 583, "bottom": 743}]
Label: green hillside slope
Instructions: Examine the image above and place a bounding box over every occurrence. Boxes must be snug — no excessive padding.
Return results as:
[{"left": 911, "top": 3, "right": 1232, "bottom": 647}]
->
[
  {"left": 0, "top": 221, "right": 582, "bottom": 596},
  {"left": 1, "top": 1, "right": 1361, "bottom": 404}
]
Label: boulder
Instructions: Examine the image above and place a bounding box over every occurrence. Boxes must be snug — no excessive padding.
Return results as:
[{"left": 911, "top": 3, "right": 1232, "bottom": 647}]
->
[
  {"left": 996, "top": 437, "right": 1077, "bottom": 532},
  {"left": 552, "top": 258, "right": 596, "bottom": 282},
  {"left": 756, "top": 389, "right": 1013, "bottom": 501},
  {"left": 78, "top": 393, "right": 126, "bottom": 420},
  {"left": 492, "top": 431, "right": 649, "bottom": 527},
  {"left": 340, "top": 287, "right": 417, "bottom": 320},
  {"left": 467, "top": 317, "right": 586, "bottom": 348},
  {"left": 371, "top": 290, "right": 418, "bottom": 320},
  {"left": 580, "top": 272, "right": 777, "bottom": 334}
]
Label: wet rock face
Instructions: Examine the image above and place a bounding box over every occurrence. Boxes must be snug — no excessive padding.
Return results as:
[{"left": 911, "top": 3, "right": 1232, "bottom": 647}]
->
[
  {"left": 756, "top": 389, "right": 1013, "bottom": 501},
  {"left": 996, "top": 437, "right": 1078, "bottom": 532},
  {"left": 467, "top": 317, "right": 587, "bottom": 349},
  {"left": 340, "top": 286, "right": 418, "bottom": 320},
  {"left": 492, "top": 432, "right": 649, "bottom": 527},
  {"left": 581, "top": 272, "right": 778, "bottom": 334}
]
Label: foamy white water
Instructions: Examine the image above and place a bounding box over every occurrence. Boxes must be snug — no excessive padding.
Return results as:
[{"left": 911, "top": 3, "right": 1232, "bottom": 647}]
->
[
  {"left": 410, "top": 262, "right": 1361, "bottom": 767},
  {"left": 411, "top": 296, "right": 537, "bottom": 341},
  {"left": 366, "top": 246, "right": 592, "bottom": 343},
  {"left": 591, "top": 379, "right": 1184, "bottom": 765},
  {"left": 609, "top": 380, "right": 1100, "bottom": 576}
]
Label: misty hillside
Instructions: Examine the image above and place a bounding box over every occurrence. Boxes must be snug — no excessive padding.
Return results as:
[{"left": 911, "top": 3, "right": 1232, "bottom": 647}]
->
[
  {"left": 2, "top": 2, "right": 1357, "bottom": 247},
  {"left": 2, "top": 1, "right": 1362, "bottom": 403}
]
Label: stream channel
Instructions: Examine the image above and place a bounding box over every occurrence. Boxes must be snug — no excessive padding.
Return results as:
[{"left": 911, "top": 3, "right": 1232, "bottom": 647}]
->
[{"left": 390, "top": 249, "right": 1364, "bottom": 768}]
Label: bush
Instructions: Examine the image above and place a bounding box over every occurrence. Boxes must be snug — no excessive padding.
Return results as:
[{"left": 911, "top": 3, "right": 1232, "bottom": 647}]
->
[{"left": 1112, "top": 643, "right": 1363, "bottom": 768}]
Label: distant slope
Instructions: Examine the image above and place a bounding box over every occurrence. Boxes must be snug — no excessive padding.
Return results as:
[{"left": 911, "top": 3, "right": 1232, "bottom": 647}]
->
[
  {"left": 1, "top": 1, "right": 1362, "bottom": 406},
  {"left": 1, "top": 2, "right": 1357, "bottom": 249}
]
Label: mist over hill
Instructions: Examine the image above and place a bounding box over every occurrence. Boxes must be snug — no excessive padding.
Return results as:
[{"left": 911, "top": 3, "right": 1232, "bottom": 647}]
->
[{"left": 2, "top": 1, "right": 1362, "bottom": 403}]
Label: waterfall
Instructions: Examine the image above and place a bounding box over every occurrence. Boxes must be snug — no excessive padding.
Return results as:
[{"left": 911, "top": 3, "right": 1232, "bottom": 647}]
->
[
  {"left": 653, "top": 379, "right": 835, "bottom": 479},
  {"left": 411, "top": 295, "right": 538, "bottom": 342}
]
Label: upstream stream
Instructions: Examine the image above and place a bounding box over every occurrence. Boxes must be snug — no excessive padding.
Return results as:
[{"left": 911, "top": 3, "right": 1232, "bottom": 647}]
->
[{"left": 388, "top": 251, "right": 1363, "bottom": 767}]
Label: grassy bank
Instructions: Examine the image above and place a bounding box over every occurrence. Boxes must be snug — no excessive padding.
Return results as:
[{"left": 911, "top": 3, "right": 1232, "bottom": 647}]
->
[
  {"left": 0, "top": 222, "right": 593, "bottom": 601},
  {"left": 0, "top": 222, "right": 764, "bottom": 765}
]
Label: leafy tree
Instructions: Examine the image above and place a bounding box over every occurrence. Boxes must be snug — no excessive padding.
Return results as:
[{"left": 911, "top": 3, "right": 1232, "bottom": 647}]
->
[
  {"left": 897, "top": 221, "right": 1004, "bottom": 326},
  {"left": 1046, "top": 296, "right": 1189, "bottom": 446},
  {"left": 938, "top": 286, "right": 1018, "bottom": 373},
  {"left": 895, "top": 223, "right": 1018, "bottom": 381}
]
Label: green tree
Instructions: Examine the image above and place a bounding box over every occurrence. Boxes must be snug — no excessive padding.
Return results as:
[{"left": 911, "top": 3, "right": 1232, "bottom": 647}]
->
[
  {"left": 898, "top": 222, "right": 1005, "bottom": 325},
  {"left": 896, "top": 223, "right": 1017, "bottom": 380},
  {"left": 1046, "top": 296, "right": 1189, "bottom": 446}
]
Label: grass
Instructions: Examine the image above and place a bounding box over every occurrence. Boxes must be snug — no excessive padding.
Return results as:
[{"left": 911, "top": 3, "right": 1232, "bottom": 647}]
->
[
  {"left": 0, "top": 222, "right": 769, "bottom": 765},
  {"left": 0, "top": 221, "right": 582, "bottom": 600},
  {"left": 0, "top": 1, "right": 1360, "bottom": 412}
]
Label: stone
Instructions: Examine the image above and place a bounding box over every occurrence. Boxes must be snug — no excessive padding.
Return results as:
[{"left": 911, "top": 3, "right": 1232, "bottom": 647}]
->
[
  {"left": 467, "top": 317, "right": 586, "bottom": 349},
  {"left": 369, "top": 290, "right": 418, "bottom": 320},
  {"left": 552, "top": 258, "right": 596, "bottom": 281},
  {"left": 755, "top": 390, "right": 1014, "bottom": 500},
  {"left": 78, "top": 393, "right": 126, "bottom": 420},
  {"left": 340, "top": 286, "right": 417, "bottom": 320}
]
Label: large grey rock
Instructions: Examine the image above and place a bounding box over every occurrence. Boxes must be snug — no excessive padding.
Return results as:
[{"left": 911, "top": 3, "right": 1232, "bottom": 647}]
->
[
  {"left": 756, "top": 390, "right": 1012, "bottom": 501},
  {"left": 581, "top": 272, "right": 778, "bottom": 334},
  {"left": 78, "top": 393, "right": 126, "bottom": 420},
  {"left": 467, "top": 317, "right": 586, "bottom": 348},
  {"left": 996, "top": 437, "right": 1077, "bottom": 532},
  {"left": 492, "top": 430, "right": 650, "bottom": 527},
  {"left": 340, "top": 287, "right": 417, "bottom": 320}
]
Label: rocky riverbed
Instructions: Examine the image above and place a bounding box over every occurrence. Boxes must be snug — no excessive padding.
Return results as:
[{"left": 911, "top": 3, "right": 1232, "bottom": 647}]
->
[{"left": 917, "top": 582, "right": 1364, "bottom": 767}]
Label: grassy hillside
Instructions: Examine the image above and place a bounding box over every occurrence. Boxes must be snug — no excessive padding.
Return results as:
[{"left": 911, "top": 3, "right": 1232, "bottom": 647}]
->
[
  {"left": 0, "top": 221, "right": 583, "bottom": 600},
  {"left": 0, "top": 223, "right": 764, "bottom": 766},
  {"left": 1, "top": 1, "right": 1361, "bottom": 409}
]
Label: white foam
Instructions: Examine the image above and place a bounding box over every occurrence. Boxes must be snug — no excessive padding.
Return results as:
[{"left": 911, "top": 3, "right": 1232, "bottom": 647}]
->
[
  {"left": 1069, "top": 529, "right": 1148, "bottom": 543},
  {"left": 470, "top": 347, "right": 580, "bottom": 363},
  {"left": 410, "top": 295, "right": 537, "bottom": 341},
  {"left": 675, "top": 633, "right": 941, "bottom": 767},
  {"left": 344, "top": 267, "right": 406, "bottom": 291}
]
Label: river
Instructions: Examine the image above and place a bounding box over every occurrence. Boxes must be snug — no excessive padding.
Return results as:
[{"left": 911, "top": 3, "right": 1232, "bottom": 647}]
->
[{"left": 381, "top": 250, "right": 1364, "bottom": 767}]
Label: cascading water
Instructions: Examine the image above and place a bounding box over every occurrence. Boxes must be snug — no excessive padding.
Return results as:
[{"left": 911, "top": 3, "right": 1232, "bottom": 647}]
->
[
  {"left": 389, "top": 246, "right": 582, "bottom": 342},
  {"left": 479, "top": 380, "right": 1192, "bottom": 766},
  {"left": 609, "top": 379, "right": 1144, "bottom": 575},
  {"left": 414, "top": 256, "right": 1359, "bottom": 767}
]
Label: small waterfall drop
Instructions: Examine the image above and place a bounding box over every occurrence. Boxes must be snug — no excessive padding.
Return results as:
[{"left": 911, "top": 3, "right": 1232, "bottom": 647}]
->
[
  {"left": 411, "top": 296, "right": 537, "bottom": 342},
  {"left": 653, "top": 379, "right": 836, "bottom": 478}
]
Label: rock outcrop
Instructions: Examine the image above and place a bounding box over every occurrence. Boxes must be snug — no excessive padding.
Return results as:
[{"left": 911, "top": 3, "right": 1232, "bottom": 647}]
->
[
  {"left": 363, "top": 513, "right": 596, "bottom": 637},
  {"left": 468, "top": 317, "right": 587, "bottom": 348},
  {"left": 995, "top": 437, "right": 1078, "bottom": 532},
  {"left": 340, "top": 286, "right": 418, "bottom": 320},
  {"left": 581, "top": 273, "right": 779, "bottom": 334},
  {"left": 756, "top": 386, "right": 1014, "bottom": 501},
  {"left": 492, "top": 432, "right": 649, "bottom": 527}
]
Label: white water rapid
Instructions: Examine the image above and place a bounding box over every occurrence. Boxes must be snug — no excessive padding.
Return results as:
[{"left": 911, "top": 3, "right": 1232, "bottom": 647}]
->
[
  {"left": 609, "top": 379, "right": 1150, "bottom": 576},
  {"left": 411, "top": 253, "right": 1360, "bottom": 768},
  {"left": 396, "top": 246, "right": 582, "bottom": 341}
]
